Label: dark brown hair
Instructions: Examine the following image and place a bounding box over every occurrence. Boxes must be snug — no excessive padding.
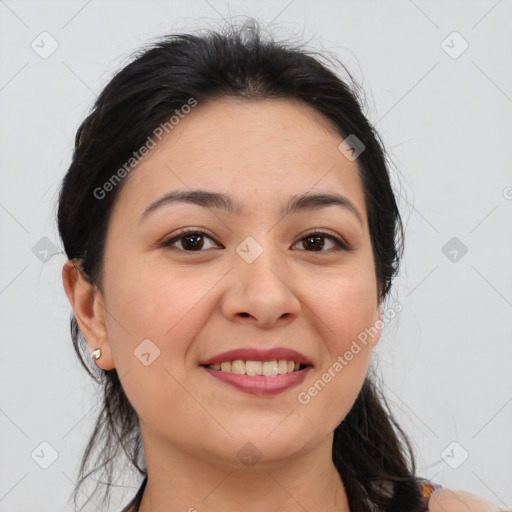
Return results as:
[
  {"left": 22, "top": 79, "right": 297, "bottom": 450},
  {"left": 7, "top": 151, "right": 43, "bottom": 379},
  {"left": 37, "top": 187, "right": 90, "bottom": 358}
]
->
[{"left": 57, "top": 18, "right": 424, "bottom": 512}]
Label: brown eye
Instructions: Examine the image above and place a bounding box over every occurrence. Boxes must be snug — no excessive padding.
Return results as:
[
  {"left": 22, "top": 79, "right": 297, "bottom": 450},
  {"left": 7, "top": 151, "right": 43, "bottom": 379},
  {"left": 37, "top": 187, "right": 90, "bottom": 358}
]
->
[
  {"left": 295, "top": 231, "right": 348, "bottom": 252},
  {"left": 161, "top": 229, "right": 348, "bottom": 253},
  {"left": 161, "top": 230, "right": 220, "bottom": 252}
]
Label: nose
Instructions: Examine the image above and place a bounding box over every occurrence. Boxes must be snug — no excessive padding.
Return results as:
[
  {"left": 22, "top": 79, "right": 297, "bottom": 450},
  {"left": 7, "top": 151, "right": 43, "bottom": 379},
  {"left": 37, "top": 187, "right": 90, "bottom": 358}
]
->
[{"left": 220, "top": 243, "right": 301, "bottom": 328}]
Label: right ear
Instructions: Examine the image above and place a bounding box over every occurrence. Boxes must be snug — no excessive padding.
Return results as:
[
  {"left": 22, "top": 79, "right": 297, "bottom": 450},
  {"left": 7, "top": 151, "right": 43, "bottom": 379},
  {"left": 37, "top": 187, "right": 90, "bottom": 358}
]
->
[{"left": 61, "top": 260, "right": 116, "bottom": 371}]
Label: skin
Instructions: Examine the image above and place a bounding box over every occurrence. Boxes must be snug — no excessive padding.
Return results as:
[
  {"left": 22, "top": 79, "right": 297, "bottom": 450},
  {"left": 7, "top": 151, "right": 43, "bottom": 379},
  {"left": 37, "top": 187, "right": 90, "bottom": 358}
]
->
[
  {"left": 429, "top": 489, "right": 504, "bottom": 512},
  {"left": 63, "top": 96, "right": 385, "bottom": 512}
]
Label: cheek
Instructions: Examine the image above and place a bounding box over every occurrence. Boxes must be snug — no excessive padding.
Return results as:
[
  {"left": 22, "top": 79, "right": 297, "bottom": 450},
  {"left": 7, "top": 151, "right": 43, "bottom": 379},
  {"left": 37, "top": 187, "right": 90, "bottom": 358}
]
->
[
  {"left": 295, "top": 264, "right": 378, "bottom": 419},
  {"left": 100, "top": 264, "right": 214, "bottom": 426},
  {"left": 308, "top": 263, "right": 379, "bottom": 350},
  {"left": 102, "top": 260, "right": 219, "bottom": 363}
]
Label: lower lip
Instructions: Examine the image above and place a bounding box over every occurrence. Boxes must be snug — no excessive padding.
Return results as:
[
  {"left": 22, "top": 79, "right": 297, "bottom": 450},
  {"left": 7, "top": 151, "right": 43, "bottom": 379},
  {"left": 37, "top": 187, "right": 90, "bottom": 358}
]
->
[{"left": 201, "top": 366, "right": 312, "bottom": 397}]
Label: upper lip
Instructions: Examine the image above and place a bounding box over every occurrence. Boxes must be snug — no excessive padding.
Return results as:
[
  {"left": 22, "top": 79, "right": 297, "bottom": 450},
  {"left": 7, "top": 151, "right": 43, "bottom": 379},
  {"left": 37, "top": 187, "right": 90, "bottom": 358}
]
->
[{"left": 200, "top": 347, "right": 313, "bottom": 366}]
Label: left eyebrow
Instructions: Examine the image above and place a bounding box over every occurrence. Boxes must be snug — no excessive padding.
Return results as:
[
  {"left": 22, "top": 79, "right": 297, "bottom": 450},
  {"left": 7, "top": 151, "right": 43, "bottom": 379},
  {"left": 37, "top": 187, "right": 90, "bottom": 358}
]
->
[
  {"left": 285, "top": 191, "right": 363, "bottom": 225},
  {"left": 139, "top": 189, "right": 363, "bottom": 226}
]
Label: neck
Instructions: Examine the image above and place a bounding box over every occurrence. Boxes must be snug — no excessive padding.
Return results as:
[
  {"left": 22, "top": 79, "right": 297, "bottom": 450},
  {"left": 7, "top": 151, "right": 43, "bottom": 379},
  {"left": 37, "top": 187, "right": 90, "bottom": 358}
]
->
[{"left": 137, "top": 431, "right": 350, "bottom": 512}]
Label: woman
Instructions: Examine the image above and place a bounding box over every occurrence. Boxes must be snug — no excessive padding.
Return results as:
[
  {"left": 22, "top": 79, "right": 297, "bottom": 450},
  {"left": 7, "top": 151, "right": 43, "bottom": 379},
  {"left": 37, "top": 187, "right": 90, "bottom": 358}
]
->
[{"left": 58, "top": 19, "right": 506, "bottom": 512}]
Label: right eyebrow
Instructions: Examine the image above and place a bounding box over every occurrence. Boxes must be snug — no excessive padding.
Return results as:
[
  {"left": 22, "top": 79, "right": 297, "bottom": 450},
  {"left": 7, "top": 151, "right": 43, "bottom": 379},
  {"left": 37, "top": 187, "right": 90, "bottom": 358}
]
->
[{"left": 139, "top": 190, "right": 242, "bottom": 223}]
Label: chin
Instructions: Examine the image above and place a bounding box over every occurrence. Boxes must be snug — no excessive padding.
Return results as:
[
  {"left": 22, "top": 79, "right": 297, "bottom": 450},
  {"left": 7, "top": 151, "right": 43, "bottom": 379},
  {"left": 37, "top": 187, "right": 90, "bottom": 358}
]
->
[{"left": 216, "top": 429, "right": 312, "bottom": 468}]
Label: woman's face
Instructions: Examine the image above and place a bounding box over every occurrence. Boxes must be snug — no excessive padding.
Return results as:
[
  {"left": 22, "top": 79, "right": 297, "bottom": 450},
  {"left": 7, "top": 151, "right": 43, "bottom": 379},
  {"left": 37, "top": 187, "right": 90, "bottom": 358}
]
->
[{"left": 88, "top": 97, "right": 381, "bottom": 467}]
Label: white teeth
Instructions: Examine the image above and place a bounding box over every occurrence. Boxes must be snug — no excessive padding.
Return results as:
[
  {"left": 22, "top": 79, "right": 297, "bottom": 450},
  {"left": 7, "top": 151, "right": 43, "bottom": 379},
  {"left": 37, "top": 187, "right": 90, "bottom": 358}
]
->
[
  {"left": 231, "top": 360, "right": 245, "bottom": 374},
  {"left": 262, "top": 360, "right": 278, "bottom": 376},
  {"left": 207, "top": 359, "right": 304, "bottom": 376},
  {"left": 220, "top": 361, "right": 231, "bottom": 372},
  {"left": 245, "top": 360, "right": 262, "bottom": 375},
  {"left": 278, "top": 360, "right": 288, "bottom": 374}
]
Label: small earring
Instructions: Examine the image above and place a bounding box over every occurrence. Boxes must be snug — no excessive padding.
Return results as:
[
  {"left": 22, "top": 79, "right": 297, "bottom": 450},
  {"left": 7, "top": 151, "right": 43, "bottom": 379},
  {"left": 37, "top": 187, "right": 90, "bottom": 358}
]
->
[{"left": 92, "top": 348, "right": 102, "bottom": 360}]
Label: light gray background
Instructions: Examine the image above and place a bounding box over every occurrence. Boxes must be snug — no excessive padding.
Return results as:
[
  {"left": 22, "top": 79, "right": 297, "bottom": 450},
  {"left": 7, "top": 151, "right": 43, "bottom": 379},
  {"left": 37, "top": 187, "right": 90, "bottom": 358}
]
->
[{"left": 1, "top": 1, "right": 511, "bottom": 511}]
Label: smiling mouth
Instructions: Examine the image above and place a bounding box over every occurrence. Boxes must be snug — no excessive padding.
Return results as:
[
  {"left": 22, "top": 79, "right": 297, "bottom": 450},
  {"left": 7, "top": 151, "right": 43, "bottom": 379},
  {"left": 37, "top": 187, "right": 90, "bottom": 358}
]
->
[
  {"left": 200, "top": 360, "right": 311, "bottom": 377},
  {"left": 201, "top": 360, "right": 313, "bottom": 396}
]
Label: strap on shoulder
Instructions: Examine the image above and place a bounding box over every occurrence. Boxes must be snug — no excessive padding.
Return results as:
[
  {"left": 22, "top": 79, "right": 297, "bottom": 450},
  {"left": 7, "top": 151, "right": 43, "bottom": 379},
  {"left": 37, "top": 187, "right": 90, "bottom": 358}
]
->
[{"left": 418, "top": 480, "right": 443, "bottom": 510}]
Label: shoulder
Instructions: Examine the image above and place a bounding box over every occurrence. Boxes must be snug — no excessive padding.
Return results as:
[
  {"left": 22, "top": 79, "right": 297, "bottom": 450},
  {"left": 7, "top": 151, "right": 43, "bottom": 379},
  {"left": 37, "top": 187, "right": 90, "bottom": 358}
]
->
[{"left": 428, "top": 487, "right": 507, "bottom": 512}]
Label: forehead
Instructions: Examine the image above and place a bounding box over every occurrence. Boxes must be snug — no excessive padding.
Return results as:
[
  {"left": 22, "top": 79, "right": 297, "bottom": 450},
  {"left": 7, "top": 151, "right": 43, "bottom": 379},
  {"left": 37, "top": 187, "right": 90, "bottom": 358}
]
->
[{"left": 114, "top": 97, "right": 366, "bottom": 219}]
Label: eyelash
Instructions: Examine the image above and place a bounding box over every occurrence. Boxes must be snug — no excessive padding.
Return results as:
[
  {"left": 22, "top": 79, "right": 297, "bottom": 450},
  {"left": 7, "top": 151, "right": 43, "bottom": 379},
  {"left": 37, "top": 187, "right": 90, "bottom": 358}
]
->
[{"left": 160, "top": 228, "right": 349, "bottom": 253}]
